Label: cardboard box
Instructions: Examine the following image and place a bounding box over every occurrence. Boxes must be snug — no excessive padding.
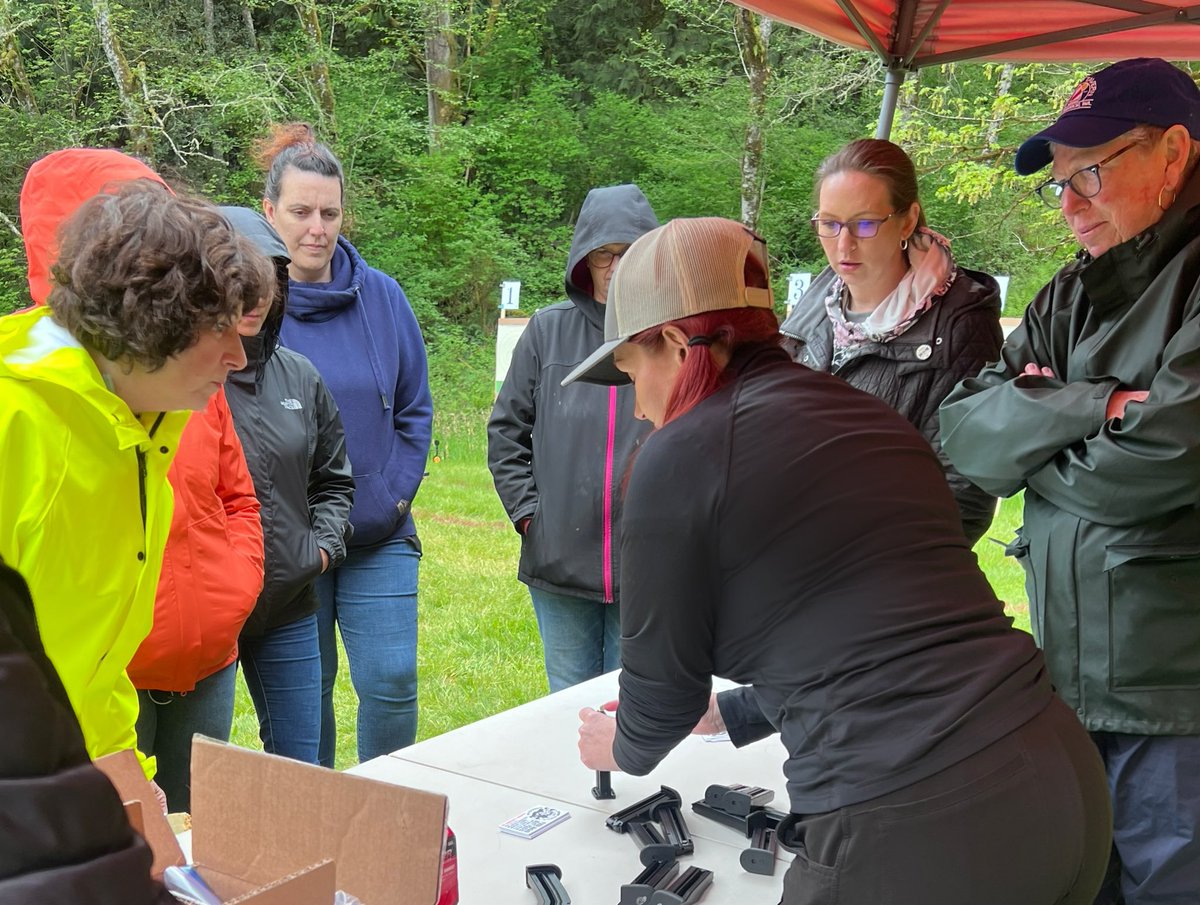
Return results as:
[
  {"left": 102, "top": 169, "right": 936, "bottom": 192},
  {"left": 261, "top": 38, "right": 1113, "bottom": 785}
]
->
[{"left": 96, "top": 737, "right": 448, "bottom": 904}]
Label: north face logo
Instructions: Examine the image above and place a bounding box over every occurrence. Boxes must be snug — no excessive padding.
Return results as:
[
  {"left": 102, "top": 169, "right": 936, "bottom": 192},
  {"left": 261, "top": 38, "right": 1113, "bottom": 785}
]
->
[{"left": 280, "top": 398, "right": 303, "bottom": 410}]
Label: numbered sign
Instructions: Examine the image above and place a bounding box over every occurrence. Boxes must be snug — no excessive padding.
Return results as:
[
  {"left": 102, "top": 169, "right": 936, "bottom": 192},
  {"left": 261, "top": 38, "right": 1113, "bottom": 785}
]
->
[
  {"left": 786, "top": 272, "right": 812, "bottom": 305},
  {"left": 500, "top": 280, "right": 521, "bottom": 311}
]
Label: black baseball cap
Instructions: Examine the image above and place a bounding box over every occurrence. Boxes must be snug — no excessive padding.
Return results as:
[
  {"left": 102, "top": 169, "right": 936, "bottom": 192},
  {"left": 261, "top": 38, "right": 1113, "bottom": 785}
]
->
[{"left": 1015, "top": 58, "right": 1200, "bottom": 176}]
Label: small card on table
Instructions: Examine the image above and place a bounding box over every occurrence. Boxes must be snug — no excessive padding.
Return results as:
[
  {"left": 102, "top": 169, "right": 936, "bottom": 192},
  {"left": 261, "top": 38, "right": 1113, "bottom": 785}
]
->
[{"left": 499, "top": 805, "right": 571, "bottom": 839}]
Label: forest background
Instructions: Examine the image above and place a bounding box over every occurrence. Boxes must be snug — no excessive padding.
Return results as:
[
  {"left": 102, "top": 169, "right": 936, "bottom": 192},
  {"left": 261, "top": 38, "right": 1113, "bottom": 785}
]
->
[{"left": 7, "top": 0, "right": 1197, "bottom": 413}]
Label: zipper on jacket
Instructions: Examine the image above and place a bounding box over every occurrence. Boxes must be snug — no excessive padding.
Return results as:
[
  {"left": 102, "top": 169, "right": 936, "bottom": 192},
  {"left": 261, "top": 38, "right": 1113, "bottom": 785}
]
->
[
  {"left": 137, "top": 413, "right": 167, "bottom": 538},
  {"left": 137, "top": 447, "right": 147, "bottom": 532},
  {"left": 602, "top": 386, "right": 617, "bottom": 604}
]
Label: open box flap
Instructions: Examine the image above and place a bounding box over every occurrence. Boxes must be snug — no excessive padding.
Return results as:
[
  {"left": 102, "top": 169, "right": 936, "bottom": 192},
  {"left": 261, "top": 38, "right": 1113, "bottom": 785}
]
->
[
  {"left": 93, "top": 748, "right": 186, "bottom": 877},
  {"left": 191, "top": 737, "right": 448, "bottom": 905}
]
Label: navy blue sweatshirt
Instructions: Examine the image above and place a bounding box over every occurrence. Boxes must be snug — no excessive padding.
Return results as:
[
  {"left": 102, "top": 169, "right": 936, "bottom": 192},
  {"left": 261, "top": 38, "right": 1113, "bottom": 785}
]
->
[{"left": 281, "top": 236, "right": 433, "bottom": 549}]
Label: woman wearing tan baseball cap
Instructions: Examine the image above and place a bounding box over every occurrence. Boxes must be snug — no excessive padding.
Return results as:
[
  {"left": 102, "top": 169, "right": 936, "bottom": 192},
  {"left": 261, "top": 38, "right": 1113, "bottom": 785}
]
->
[{"left": 572, "top": 217, "right": 1111, "bottom": 904}]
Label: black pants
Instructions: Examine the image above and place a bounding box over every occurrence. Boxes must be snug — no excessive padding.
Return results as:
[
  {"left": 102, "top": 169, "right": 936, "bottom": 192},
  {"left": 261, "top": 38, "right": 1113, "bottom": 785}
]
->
[{"left": 778, "top": 695, "right": 1112, "bottom": 905}]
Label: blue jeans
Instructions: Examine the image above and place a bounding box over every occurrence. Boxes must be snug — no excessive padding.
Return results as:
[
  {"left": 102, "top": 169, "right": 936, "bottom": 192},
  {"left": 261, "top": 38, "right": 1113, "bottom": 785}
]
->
[
  {"left": 316, "top": 535, "right": 420, "bottom": 766},
  {"left": 135, "top": 661, "right": 237, "bottom": 812},
  {"left": 239, "top": 613, "right": 321, "bottom": 764},
  {"left": 527, "top": 585, "right": 621, "bottom": 693},
  {"left": 1091, "top": 732, "right": 1200, "bottom": 905}
]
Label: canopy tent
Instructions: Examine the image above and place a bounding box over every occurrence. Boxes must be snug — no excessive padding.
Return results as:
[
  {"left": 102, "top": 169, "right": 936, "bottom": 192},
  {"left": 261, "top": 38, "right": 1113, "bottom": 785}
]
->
[{"left": 729, "top": 0, "right": 1200, "bottom": 136}]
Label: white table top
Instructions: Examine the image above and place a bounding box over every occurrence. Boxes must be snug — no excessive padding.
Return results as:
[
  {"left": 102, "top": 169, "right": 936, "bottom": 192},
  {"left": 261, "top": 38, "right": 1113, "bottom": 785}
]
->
[
  {"left": 348, "top": 671, "right": 791, "bottom": 903},
  {"left": 392, "top": 672, "right": 789, "bottom": 829},
  {"left": 350, "top": 756, "right": 786, "bottom": 905}
]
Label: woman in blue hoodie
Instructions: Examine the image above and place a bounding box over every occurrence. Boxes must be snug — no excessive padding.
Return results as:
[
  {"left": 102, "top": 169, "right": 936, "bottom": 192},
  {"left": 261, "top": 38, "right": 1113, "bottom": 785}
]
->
[{"left": 257, "top": 123, "right": 433, "bottom": 766}]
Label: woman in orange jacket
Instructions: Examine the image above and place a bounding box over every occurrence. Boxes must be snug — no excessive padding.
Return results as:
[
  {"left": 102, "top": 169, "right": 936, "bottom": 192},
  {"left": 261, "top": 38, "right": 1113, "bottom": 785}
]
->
[{"left": 20, "top": 149, "right": 266, "bottom": 812}]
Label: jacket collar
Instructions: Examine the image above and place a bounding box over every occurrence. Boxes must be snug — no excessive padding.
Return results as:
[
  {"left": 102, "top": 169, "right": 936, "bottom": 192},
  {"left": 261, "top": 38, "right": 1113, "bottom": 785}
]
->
[
  {"left": 1081, "top": 165, "right": 1200, "bottom": 314},
  {"left": 0, "top": 307, "right": 185, "bottom": 449}
]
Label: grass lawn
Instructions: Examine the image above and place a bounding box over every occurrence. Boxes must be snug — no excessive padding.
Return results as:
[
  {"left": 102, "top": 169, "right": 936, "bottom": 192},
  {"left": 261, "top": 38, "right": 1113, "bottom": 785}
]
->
[{"left": 231, "top": 413, "right": 1031, "bottom": 770}]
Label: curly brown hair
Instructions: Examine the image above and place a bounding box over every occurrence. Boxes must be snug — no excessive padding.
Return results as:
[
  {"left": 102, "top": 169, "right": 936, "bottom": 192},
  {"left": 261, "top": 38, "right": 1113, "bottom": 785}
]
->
[{"left": 48, "top": 180, "right": 275, "bottom": 371}]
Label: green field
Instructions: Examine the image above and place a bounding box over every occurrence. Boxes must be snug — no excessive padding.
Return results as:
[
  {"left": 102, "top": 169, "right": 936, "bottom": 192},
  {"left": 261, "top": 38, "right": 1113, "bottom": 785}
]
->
[{"left": 232, "top": 414, "right": 1030, "bottom": 770}]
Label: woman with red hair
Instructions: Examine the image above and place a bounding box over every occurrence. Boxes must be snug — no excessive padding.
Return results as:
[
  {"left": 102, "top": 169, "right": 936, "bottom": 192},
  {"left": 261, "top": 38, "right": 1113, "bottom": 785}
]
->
[{"left": 570, "top": 217, "right": 1111, "bottom": 905}]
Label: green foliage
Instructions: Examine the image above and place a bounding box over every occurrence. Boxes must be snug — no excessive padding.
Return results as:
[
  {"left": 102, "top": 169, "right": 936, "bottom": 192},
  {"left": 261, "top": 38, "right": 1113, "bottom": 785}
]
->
[
  {"left": 0, "top": 1, "right": 1092, "bottom": 405},
  {"left": 894, "top": 62, "right": 1089, "bottom": 311}
]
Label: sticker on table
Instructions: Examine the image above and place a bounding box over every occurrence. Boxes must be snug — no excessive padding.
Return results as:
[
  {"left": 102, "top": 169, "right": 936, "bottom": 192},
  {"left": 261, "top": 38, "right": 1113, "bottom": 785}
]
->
[{"left": 499, "top": 805, "right": 572, "bottom": 839}]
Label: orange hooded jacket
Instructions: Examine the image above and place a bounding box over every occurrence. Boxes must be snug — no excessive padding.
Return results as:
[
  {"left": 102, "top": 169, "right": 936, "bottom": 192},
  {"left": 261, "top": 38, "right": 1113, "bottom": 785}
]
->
[{"left": 21, "top": 148, "right": 264, "bottom": 692}]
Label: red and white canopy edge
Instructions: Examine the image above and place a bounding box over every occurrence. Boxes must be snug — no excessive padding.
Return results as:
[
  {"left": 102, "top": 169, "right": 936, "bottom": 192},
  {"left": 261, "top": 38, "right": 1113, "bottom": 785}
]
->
[{"left": 728, "top": 0, "right": 1200, "bottom": 136}]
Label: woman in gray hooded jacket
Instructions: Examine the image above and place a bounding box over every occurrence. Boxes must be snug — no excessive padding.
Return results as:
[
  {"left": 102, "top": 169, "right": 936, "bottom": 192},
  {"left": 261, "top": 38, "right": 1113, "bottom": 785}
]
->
[{"left": 488, "top": 184, "right": 658, "bottom": 692}]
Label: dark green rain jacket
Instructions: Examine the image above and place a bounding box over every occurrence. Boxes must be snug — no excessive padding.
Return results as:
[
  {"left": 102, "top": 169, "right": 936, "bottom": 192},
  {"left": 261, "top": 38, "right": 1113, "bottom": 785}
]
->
[{"left": 940, "top": 165, "right": 1200, "bottom": 735}]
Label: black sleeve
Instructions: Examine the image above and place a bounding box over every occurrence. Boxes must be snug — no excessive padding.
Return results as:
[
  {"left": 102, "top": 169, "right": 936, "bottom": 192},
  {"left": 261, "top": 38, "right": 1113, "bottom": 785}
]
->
[
  {"left": 0, "top": 561, "right": 174, "bottom": 905},
  {"left": 919, "top": 304, "right": 1004, "bottom": 544},
  {"left": 715, "top": 685, "right": 776, "bottom": 747},
  {"left": 612, "top": 429, "right": 721, "bottom": 776},
  {"left": 487, "top": 320, "right": 541, "bottom": 529},
  {"left": 308, "top": 372, "right": 355, "bottom": 567}
]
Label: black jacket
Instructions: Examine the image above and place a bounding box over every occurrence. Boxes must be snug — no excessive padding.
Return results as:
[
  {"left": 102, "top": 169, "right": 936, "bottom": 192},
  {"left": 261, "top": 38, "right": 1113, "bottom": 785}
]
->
[
  {"left": 226, "top": 337, "right": 354, "bottom": 637},
  {"left": 780, "top": 265, "right": 1002, "bottom": 544},
  {"left": 221, "top": 207, "right": 354, "bottom": 638},
  {"left": 611, "top": 345, "right": 1051, "bottom": 814},
  {"left": 941, "top": 165, "right": 1200, "bottom": 735},
  {"left": 0, "top": 560, "right": 173, "bottom": 905},
  {"left": 487, "top": 184, "right": 658, "bottom": 601}
]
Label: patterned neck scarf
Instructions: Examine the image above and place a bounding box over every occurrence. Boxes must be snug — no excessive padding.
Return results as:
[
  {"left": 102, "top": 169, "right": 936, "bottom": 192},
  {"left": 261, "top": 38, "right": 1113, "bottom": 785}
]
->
[{"left": 826, "top": 227, "right": 957, "bottom": 367}]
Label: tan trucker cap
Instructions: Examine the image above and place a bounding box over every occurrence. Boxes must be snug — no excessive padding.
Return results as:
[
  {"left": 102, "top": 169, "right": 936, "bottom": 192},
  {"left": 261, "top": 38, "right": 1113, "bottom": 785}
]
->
[{"left": 561, "top": 217, "right": 774, "bottom": 386}]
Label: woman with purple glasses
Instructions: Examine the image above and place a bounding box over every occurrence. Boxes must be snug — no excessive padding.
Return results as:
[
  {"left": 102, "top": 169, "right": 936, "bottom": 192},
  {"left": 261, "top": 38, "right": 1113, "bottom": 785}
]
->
[{"left": 780, "top": 138, "right": 1002, "bottom": 545}]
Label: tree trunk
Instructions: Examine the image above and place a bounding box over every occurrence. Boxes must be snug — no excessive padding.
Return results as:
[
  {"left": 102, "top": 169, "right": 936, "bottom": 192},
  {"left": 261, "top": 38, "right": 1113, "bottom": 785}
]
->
[
  {"left": 202, "top": 0, "right": 215, "bottom": 53},
  {"left": 734, "top": 9, "right": 771, "bottom": 231},
  {"left": 424, "top": 0, "right": 458, "bottom": 150},
  {"left": 295, "top": 2, "right": 336, "bottom": 136},
  {"left": 93, "top": 0, "right": 154, "bottom": 158},
  {"left": 240, "top": 3, "right": 257, "bottom": 49},
  {"left": 986, "top": 63, "right": 1015, "bottom": 148},
  {"left": 0, "top": 0, "right": 38, "bottom": 113}
]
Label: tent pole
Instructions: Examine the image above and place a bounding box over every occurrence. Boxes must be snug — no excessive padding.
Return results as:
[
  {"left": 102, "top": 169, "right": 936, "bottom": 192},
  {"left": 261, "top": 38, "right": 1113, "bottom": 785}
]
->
[{"left": 875, "top": 65, "right": 906, "bottom": 139}]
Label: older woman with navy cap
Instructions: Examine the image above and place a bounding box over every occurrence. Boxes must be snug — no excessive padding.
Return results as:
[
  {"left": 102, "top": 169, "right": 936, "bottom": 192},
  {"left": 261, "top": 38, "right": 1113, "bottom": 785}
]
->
[{"left": 942, "top": 58, "right": 1200, "bottom": 904}]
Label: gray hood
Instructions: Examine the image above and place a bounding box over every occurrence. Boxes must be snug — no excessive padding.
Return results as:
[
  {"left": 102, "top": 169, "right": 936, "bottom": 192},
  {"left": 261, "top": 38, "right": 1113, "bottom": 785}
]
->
[
  {"left": 565, "top": 184, "right": 658, "bottom": 323},
  {"left": 220, "top": 205, "right": 291, "bottom": 376},
  {"left": 220, "top": 205, "right": 290, "bottom": 261}
]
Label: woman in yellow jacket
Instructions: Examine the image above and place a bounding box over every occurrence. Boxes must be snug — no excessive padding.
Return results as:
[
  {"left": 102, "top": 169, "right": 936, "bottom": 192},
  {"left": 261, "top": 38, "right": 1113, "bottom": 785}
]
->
[{"left": 0, "top": 180, "right": 273, "bottom": 781}]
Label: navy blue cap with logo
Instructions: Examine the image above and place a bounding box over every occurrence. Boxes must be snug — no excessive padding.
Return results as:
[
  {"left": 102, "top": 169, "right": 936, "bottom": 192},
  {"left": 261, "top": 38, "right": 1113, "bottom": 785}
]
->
[{"left": 1015, "top": 58, "right": 1200, "bottom": 176}]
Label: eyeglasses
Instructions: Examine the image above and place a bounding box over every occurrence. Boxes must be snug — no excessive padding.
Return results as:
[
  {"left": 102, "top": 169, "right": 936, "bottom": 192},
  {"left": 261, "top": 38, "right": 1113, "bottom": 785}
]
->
[
  {"left": 586, "top": 246, "right": 629, "bottom": 268},
  {"left": 809, "top": 212, "right": 897, "bottom": 239},
  {"left": 1034, "top": 143, "right": 1136, "bottom": 209}
]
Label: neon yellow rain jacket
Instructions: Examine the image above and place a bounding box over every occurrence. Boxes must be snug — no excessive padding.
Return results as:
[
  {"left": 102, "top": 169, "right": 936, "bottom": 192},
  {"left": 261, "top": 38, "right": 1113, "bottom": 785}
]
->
[{"left": 0, "top": 307, "right": 188, "bottom": 778}]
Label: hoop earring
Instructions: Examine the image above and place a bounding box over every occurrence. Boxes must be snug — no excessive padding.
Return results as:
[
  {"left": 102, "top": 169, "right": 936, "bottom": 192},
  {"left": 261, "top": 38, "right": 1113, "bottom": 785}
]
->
[
  {"left": 1158, "top": 186, "right": 1177, "bottom": 211},
  {"left": 900, "top": 237, "right": 909, "bottom": 252}
]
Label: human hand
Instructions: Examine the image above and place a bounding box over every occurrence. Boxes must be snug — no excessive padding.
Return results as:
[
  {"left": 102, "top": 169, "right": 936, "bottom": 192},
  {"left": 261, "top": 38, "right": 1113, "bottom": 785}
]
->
[
  {"left": 577, "top": 707, "right": 619, "bottom": 771},
  {"left": 150, "top": 780, "right": 168, "bottom": 814},
  {"left": 517, "top": 517, "right": 532, "bottom": 536},
  {"left": 1106, "top": 389, "right": 1149, "bottom": 421},
  {"left": 1022, "top": 362, "right": 1056, "bottom": 379},
  {"left": 690, "top": 694, "right": 726, "bottom": 735},
  {"left": 319, "top": 548, "right": 330, "bottom": 573}
]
